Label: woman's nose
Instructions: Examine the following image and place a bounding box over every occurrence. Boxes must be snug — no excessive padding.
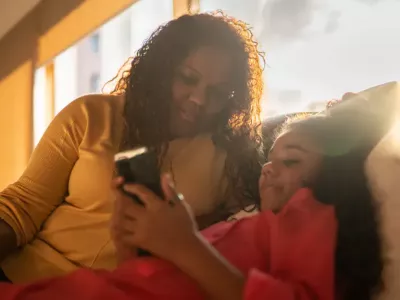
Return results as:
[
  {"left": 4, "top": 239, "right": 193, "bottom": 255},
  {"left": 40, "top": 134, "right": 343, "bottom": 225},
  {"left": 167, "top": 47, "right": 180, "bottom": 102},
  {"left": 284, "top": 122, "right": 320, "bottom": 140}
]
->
[{"left": 189, "top": 86, "right": 206, "bottom": 106}]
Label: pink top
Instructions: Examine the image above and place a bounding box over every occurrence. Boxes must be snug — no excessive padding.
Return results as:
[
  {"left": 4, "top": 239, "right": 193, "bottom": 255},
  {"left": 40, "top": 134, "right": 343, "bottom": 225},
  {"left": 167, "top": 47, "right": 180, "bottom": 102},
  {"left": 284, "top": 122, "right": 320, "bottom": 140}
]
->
[{"left": 0, "top": 188, "right": 337, "bottom": 300}]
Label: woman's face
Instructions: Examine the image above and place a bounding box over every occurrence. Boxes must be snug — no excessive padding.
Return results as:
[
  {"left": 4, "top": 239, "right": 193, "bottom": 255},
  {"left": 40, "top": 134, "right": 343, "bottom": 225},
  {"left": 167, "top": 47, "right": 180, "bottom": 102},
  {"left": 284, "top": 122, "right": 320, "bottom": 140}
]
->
[
  {"left": 170, "top": 46, "right": 233, "bottom": 137},
  {"left": 259, "top": 129, "right": 323, "bottom": 212}
]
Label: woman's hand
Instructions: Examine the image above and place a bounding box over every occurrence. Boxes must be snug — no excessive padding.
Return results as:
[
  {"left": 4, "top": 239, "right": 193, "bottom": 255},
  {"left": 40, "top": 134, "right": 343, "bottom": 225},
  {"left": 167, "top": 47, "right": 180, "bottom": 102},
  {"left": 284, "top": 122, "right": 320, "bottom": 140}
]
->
[
  {"left": 111, "top": 174, "right": 200, "bottom": 262},
  {"left": 110, "top": 177, "right": 139, "bottom": 264}
]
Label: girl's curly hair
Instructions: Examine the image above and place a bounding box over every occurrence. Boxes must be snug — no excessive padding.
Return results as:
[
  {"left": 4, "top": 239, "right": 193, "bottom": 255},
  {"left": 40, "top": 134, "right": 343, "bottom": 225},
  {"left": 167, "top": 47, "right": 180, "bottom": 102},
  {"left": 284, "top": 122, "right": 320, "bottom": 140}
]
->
[
  {"left": 279, "top": 114, "right": 384, "bottom": 300},
  {"left": 107, "top": 12, "right": 265, "bottom": 215}
]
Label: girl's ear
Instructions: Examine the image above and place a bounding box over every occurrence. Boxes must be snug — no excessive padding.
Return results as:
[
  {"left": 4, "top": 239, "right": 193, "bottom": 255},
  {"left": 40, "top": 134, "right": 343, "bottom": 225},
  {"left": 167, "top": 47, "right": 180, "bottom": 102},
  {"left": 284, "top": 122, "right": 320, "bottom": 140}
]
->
[{"left": 301, "top": 178, "right": 313, "bottom": 188}]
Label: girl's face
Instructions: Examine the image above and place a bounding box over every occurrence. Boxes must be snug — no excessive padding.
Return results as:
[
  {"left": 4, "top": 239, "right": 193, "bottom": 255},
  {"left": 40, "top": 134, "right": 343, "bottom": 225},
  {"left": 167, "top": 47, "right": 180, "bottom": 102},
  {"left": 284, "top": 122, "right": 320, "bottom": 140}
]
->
[
  {"left": 169, "top": 46, "right": 233, "bottom": 138},
  {"left": 259, "top": 129, "right": 323, "bottom": 212}
]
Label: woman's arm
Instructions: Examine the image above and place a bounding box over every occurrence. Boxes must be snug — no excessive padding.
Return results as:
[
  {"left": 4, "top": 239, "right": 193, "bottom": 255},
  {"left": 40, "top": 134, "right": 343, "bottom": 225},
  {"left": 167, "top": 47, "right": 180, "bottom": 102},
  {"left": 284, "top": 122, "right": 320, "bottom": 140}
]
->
[
  {"left": 0, "top": 220, "right": 16, "bottom": 262},
  {"left": 171, "top": 235, "right": 245, "bottom": 300},
  {"left": 0, "top": 97, "right": 86, "bottom": 252}
]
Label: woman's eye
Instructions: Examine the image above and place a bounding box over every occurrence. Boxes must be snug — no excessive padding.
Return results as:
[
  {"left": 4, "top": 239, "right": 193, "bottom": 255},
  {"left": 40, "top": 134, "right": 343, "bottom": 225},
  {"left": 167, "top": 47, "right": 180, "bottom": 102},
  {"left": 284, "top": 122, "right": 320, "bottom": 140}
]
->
[
  {"left": 209, "top": 87, "right": 230, "bottom": 101},
  {"left": 282, "top": 159, "right": 300, "bottom": 167},
  {"left": 208, "top": 92, "right": 223, "bottom": 105}
]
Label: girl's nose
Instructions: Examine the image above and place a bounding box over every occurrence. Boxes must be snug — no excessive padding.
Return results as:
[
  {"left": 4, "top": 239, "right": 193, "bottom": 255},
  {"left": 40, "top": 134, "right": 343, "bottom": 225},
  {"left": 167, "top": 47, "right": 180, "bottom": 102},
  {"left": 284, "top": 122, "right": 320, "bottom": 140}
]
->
[{"left": 262, "top": 162, "right": 274, "bottom": 178}]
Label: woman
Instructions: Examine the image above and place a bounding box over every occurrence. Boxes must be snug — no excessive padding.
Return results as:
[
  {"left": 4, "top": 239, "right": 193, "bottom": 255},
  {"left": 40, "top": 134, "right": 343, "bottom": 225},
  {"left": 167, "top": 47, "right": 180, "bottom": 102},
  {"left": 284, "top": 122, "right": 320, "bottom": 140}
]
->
[
  {"left": 0, "top": 13, "right": 263, "bottom": 283},
  {"left": 0, "top": 114, "right": 384, "bottom": 299}
]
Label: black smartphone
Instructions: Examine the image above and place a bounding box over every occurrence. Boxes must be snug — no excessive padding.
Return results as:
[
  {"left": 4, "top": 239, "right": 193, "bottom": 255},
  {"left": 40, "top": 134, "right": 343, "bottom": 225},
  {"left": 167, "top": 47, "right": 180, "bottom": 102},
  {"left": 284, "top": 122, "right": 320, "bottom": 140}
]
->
[
  {"left": 114, "top": 147, "right": 162, "bottom": 256},
  {"left": 114, "top": 147, "right": 163, "bottom": 204}
]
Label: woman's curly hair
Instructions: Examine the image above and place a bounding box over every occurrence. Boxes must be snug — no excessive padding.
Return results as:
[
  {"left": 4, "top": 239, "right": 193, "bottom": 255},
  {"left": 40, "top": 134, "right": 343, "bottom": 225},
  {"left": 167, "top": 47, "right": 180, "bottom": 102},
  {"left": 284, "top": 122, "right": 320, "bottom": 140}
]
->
[{"left": 107, "top": 12, "right": 265, "bottom": 215}]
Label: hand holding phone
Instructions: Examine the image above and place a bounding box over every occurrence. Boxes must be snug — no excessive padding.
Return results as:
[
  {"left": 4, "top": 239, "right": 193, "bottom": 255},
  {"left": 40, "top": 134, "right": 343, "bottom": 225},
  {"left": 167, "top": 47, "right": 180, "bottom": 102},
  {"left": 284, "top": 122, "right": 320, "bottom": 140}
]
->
[
  {"left": 114, "top": 147, "right": 163, "bottom": 204},
  {"left": 114, "top": 147, "right": 163, "bottom": 256}
]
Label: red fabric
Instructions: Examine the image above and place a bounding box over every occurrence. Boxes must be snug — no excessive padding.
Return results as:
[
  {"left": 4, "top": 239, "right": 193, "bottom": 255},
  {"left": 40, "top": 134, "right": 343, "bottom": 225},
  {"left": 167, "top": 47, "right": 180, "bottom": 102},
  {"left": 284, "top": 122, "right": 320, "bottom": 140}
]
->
[{"left": 0, "top": 188, "right": 337, "bottom": 300}]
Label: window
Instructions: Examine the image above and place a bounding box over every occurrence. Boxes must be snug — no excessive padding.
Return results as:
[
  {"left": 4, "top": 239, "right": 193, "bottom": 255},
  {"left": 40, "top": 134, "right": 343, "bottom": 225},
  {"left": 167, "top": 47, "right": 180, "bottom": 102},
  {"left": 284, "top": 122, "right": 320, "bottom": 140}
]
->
[
  {"left": 129, "top": 0, "right": 173, "bottom": 53},
  {"left": 89, "top": 33, "right": 100, "bottom": 53},
  {"left": 89, "top": 73, "right": 101, "bottom": 93},
  {"left": 201, "top": 0, "right": 400, "bottom": 117},
  {"left": 54, "top": 46, "right": 79, "bottom": 114},
  {"left": 90, "top": 33, "right": 100, "bottom": 53},
  {"left": 56, "top": 0, "right": 173, "bottom": 101}
]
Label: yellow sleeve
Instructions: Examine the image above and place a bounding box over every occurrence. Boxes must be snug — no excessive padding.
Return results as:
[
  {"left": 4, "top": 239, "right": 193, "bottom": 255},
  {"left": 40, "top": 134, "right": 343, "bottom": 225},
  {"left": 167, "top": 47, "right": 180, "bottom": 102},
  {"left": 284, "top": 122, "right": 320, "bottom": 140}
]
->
[{"left": 0, "top": 97, "right": 87, "bottom": 246}]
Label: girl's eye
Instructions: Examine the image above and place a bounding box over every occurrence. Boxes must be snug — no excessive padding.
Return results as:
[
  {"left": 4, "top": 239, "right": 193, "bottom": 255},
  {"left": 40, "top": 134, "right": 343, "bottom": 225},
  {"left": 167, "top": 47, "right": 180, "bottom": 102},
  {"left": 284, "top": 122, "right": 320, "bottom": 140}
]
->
[
  {"left": 282, "top": 159, "right": 300, "bottom": 167},
  {"left": 178, "top": 72, "right": 197, "bottom": 85}
]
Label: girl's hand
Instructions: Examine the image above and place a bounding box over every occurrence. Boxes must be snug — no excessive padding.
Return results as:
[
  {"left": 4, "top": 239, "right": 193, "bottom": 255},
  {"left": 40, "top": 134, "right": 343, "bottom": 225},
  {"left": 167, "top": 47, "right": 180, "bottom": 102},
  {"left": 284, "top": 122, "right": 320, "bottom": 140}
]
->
[{"left": 111, "top": 174, "right": 200, "bottom": 262}]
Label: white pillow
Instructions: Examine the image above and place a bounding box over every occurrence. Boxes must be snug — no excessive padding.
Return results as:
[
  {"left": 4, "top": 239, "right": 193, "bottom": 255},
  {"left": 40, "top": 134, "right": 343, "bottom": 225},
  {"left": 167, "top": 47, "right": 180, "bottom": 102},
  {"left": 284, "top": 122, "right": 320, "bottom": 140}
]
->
[{"left": 361, "top": 82, "right": 400, "bottom": 300}]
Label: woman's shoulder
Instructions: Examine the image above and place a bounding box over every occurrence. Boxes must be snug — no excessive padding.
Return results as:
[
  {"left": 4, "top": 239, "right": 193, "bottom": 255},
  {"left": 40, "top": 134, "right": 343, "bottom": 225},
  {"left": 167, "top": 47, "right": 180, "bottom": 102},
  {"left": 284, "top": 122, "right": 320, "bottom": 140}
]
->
[
  {"left": 64, "top": 93, "right": 124, "bottom": 116},
  {"left": 56, "top": 93, "right": 125, "bottom": 130},
  {"left": 45, "top": 93, "right": 125, "bottom": 148}
]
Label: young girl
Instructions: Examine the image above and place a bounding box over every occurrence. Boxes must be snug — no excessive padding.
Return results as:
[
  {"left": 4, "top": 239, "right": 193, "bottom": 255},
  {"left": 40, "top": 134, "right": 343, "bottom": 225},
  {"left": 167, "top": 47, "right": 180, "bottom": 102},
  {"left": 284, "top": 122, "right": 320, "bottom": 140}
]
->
[{"left": 0, "top": 115, "right": 383, "bottom": 300}]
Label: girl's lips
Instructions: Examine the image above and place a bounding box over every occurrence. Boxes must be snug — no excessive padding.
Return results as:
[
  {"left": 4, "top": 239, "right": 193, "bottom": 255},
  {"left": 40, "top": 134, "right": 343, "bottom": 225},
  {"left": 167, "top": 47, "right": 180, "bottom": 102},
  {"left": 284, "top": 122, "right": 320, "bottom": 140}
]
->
[{"left": 179, "top": 109, "right": 197, "bottom": 123}]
